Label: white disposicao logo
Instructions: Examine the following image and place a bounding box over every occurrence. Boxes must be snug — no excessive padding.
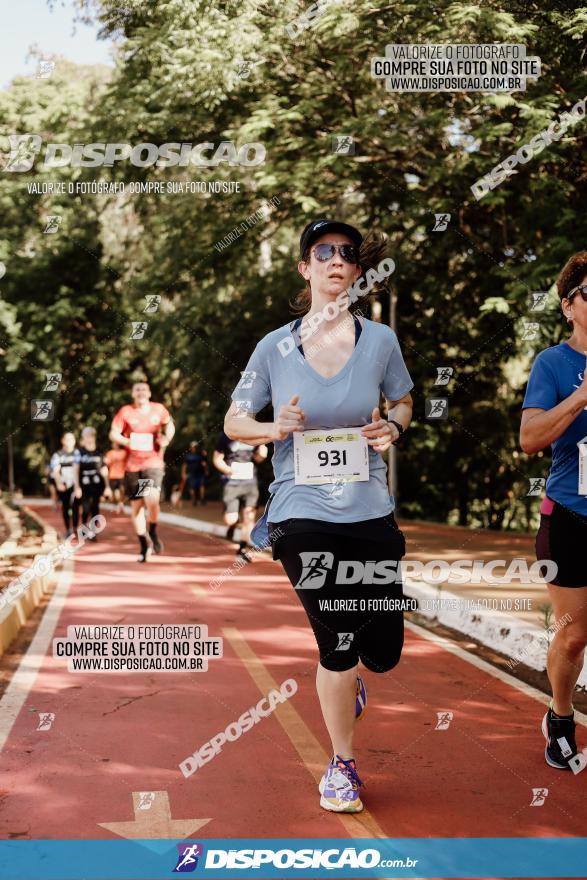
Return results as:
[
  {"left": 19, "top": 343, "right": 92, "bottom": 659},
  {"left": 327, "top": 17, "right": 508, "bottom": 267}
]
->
[
  {"left": 237, "top": 370, "right": 256, "bottom": 390},
  {"left": 31, "top": 400, "right": 54, "bottom": 421},
  {"left": 43, "top": 372, "right": 62, "bottom": 391},
  {"left": 37, "top": 712, "right": 56, "bottom": 731},
  {"left": 435, "top": 711, "right": 453, "bottom": 730},
  {"left": 136, "top": 479, "right": 154, "bottom": 498},
  {"left": 137, "top": 792, "right": 156, "bottom": 810},
  {"left": 129, "top": 321, "right": 148, "bottom": 340},
  {"left": 295, "top": 552, "right": 334, "bottom": 588},
  {"left": 529, "top": 292, "right": 549, "bottom": 312},
  {"left": 432, "top": 213, "right": 451, "bottom": 231},
  {"left": 143, "top": 295, "right": 161, "bottom": 314},
  {"left": 332, "top": 135, "right": 354, "bottom": 154},
  {"left": 527, "top": 477, "right": 545, "bottom": 496},
  {"left": 43, "top": 215, "right": 62, "bottom": 234},
  {"left": 435, "top": 367, "right": 454, "bottom": 386},
  {"left": 530, "top": 787, "right": 548, "bottom": 806},
  {"left": 2, "top": 134, "right": 43, "bottom": 172}
]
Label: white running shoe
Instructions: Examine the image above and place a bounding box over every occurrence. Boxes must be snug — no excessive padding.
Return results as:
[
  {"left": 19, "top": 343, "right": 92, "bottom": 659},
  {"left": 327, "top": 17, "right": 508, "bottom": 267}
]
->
[{"left": 318, "top": 755, "right": 364, "bottom": 812}]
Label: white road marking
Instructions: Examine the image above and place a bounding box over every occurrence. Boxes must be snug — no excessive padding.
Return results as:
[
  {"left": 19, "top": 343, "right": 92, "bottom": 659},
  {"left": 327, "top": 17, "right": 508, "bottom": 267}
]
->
[
  {"left": 98, "top": 791, "right": 211, "bottom": 843},
  {"left": 405, "top": 619, "right": 587, "bottom": 727},
  {"left": 0, "top": 561, "right": 74, "bottom": 752}
]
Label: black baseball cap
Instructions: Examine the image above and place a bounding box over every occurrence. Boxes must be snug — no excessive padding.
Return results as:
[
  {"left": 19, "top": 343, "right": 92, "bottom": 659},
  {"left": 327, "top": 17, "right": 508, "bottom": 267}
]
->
[{"left": 299, "top": 218, "right": 363, "bottom": 259}]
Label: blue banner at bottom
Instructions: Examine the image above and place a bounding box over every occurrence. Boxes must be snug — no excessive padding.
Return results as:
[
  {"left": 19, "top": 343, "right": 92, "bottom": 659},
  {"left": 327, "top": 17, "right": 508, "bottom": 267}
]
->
[{"left": 0, "top": 837, "right": 586, "bottom": 879}]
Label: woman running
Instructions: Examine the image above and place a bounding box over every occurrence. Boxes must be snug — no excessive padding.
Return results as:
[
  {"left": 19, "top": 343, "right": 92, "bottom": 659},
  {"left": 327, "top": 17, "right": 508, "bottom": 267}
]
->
[
  {"left": 223, "top": 218, "right": 413, "bottom": 811},
  {"left": 520, "top": 250, "right": 587, "bottom": 770},
  {"left": 50, "top": 431, "right": 81, "bottom": 537}
]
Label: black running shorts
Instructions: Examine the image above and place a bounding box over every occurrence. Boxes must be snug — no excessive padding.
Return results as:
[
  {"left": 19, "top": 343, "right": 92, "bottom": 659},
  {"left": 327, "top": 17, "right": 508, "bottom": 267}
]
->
[
  {"left": 270, "top": 514, "right": 410, "bottom": 672},
  {"left": 124, "top": 468, "right": 164, "bottom": 500},
  {"left": 536, "top": 499, "right": 587, "bottom": 588}
]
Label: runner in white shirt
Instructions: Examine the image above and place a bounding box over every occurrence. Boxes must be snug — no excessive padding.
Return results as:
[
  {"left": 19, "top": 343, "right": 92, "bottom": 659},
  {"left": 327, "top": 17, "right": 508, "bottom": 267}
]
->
[{"left": 213, "top": 431, "right": 268, "bottom": 560}]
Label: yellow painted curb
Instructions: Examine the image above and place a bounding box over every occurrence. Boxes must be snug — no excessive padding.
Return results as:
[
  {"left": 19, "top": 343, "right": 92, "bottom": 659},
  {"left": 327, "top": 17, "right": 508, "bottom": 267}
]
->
[{"left": 0, "top": 504, "right": 59, "bottom": 659}]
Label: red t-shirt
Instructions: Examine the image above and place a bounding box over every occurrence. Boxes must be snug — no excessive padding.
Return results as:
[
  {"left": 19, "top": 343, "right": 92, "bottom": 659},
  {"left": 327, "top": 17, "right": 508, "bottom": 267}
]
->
[
  {"left": 104, "top": 448, "right": 127, "bottom": 480},
  {"left": 111, "top": 402, "right": 171, "bottom": 471}
]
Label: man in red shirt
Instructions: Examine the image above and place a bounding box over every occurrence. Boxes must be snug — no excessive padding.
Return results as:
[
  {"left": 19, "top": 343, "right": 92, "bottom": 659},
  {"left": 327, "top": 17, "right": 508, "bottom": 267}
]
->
[{"left": 110, "top": 381, "right": 175, "bottom": 562}]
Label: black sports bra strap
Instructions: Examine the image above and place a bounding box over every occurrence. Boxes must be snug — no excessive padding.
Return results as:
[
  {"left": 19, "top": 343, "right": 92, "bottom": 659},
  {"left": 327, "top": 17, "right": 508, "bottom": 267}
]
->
[{"left": 292, "top": 314, "right": 362, "bottom": 357}]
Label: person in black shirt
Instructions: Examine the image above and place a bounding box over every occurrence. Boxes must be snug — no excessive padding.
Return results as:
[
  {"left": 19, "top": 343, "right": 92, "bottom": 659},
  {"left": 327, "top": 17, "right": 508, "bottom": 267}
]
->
[
  {"left": 213, "top": 431, "right": 267, "bottom": 559},
  {"left": 73, "top": 427, "right": 111, "bottom": 540},
  {"left": 181, "top": 441, "right": 209, "bottom": 505}
]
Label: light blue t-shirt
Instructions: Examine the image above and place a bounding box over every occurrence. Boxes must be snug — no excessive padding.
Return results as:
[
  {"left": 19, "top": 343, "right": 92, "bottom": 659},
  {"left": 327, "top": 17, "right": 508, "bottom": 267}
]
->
[
  {"left": 230, "top": 317, "right": 414, "bottom": 523},
  {"left": 522, "top": 342, "right": 587, "bottom": 515}
]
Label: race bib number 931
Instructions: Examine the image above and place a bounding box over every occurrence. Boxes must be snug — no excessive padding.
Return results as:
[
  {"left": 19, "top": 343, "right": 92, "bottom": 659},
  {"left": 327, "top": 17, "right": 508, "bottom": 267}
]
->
[{"left": 293, "top": 428, "right": 369, "bottom": 485}]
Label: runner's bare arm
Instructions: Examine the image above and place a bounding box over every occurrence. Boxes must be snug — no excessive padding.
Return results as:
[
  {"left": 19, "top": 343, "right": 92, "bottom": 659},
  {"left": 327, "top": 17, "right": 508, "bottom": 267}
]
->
[
  {"left": 212, "top": 450, "right": 232, "bottom": 477},
  {"left": 386, "top": 391, "right": 413, "bottom": 434},
  {"left": 72, "top": 463, "right": 80, "bottom": 492},
  {"left": 109, "top": 425, "right": 130, "bottom": 447},
  {"left": 224, "top": 396, "right": 304, "bottom": 444},
  {"left": 521, "top": 396, "right": 587, "bottom": 454},
  {"left": 158, "top": 417, "right": 175, "bottom": 448}
]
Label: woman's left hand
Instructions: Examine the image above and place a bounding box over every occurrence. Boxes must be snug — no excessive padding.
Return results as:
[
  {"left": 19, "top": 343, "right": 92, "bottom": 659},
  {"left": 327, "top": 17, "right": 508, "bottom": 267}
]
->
[{"left": 361, "top": 407, "right": 398, "bottom": 453}]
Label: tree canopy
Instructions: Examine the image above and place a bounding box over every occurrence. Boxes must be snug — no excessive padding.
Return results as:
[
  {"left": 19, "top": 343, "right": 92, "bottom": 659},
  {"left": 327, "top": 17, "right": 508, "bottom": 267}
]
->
[{"left": 1, "top": 0, "right": 585, "bottom": 527}]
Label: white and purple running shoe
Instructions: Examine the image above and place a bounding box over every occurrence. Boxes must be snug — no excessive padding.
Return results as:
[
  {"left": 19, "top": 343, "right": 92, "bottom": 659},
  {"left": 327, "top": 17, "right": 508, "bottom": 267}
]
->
[{"left": 318, "top": 755, "right": 364, "bottom": 812}]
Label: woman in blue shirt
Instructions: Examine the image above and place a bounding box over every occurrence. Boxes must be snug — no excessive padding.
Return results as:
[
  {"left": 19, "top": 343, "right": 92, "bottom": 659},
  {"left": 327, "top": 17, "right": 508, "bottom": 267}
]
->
[
  {"left": 224, "top": 218, "right": 413, "bottom": 812},
  {"left": 520, "top": 250, "right": 587, "bottom": 772}
]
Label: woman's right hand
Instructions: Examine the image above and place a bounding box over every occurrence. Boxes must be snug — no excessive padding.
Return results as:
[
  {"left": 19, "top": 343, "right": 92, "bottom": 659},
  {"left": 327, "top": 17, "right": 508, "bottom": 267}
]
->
[{"left": 271, "top": 394, "right": 305, "bottom": 441}]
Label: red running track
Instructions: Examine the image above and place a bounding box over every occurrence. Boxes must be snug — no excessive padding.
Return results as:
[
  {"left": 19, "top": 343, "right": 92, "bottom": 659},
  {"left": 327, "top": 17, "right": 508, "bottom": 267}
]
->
[{"left": 0, "top": 504, "right": 585, "bottom": 845}]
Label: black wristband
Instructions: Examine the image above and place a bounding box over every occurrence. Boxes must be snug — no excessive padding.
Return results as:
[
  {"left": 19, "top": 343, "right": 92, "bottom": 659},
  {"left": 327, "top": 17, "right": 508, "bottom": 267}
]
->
[{"left": 388, "top": 418, "right": 404, "bottom": 446}]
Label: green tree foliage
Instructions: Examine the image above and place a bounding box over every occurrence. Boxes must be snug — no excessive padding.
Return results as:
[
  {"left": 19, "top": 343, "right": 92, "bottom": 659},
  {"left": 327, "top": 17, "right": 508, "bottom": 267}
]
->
[{"left": 1, "top": 1, "right": 585, "bottom": 522}]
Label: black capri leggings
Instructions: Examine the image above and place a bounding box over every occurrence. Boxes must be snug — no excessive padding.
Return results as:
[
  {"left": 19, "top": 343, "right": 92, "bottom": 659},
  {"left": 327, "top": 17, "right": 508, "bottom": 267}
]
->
[
  {"left": 56, "top": 488, "right": 80, "bottom": 530},
  {"left": 276, "top": 527, "right": 408, "bottom": 672},
  {"left": 82, "top": 490, "right": 102, "bottom": 525}
]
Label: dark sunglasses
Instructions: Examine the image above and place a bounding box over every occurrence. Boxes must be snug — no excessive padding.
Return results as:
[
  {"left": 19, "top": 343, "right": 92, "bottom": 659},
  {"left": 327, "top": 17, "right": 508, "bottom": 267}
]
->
[
  {"left": 567, "top": 284, "right": 587, "bottom": 303},
  {"left": 311, "top": 243, "right": 359, "bottom": 264}
]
